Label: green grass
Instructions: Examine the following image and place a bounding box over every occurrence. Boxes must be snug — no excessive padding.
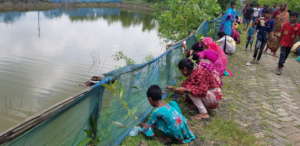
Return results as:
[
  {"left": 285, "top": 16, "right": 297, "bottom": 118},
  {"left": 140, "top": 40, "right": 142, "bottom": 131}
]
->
[
  {"left": 121, "top": 115, "right": 261, "bottom": 146},
  {"left": 121, "top": 135, "right": 164, "bottom": 146},
  {"left": 201, "top": 118, "right": 259, "bottom": 146},
  {"left": 121, "top": 95, "right": 262, "bottom": 146}
]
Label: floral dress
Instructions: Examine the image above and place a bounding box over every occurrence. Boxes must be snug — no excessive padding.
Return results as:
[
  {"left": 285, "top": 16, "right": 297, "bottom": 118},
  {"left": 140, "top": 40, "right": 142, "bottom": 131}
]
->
[
  {"left": 181, "top": 67, "right": 221, "bottom": 98},
  {"left": 145, "top": 101, "right": 195, "bottom": 143},
  {"left": 181, "top": 67, "right": 223, "bottom": 109}
]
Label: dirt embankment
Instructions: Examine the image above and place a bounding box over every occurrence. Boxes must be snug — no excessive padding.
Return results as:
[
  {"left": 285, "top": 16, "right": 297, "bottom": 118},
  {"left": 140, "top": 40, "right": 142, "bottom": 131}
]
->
[{"left": 0, "top": 1, "right": 153, "bottom": 12}]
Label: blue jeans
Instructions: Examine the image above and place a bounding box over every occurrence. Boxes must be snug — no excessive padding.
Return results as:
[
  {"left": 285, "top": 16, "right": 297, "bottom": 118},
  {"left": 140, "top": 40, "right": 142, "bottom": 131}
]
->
[{"left": 278, "top": 46, "right": 292, "bottom": 68}]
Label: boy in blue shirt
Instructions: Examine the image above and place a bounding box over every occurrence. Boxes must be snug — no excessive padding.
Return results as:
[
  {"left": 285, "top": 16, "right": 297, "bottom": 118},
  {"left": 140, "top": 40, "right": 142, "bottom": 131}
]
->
[
  {"left": 250, "top": 8, "right": 274, "bottom": 64},
  {"left": 245, "top": 23, "right": 256, "bottom": 51}
]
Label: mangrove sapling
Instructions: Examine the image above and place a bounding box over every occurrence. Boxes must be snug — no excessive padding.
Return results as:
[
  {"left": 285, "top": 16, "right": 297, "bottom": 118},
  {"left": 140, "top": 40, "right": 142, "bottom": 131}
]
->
[
  {"left": 79, "top": 115, "right": 100, "bottom": 146},
  {"left": 113, "top": 51, "right": 136, "bottom": 65},
  {"left": 102, "top": 81, "right": 139, "bottom": 122},
  {"left": 97, "top": 81, "right": 143, "bottom": 143}
]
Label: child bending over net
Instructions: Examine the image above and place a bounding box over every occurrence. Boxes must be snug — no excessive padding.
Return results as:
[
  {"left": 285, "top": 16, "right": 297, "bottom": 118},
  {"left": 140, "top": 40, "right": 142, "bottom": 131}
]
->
[{"left": 139, "top": 85, "right": 195, "bottom": 144}]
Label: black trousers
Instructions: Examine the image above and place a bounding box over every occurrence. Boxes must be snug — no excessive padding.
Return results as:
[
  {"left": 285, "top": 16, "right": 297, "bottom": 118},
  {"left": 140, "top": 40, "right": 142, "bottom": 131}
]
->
[
  {"left": 278, "top": 46, "right": 292, "bottom": 68},
  {"left": 253, "top": 39, "right": 267, "bottom": 61}
]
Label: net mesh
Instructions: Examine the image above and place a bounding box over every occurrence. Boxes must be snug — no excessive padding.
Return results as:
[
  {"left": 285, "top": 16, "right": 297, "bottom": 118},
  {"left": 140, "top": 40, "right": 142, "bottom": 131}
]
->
[
  {"left": 1, "top": 18, "right": 220, "bottom": 146},
  {"left": 97, "top": 43, "right": 184, "bottom": 146},
  {"left": 2, "top": 86, "right": 102, "bottom": 146}
]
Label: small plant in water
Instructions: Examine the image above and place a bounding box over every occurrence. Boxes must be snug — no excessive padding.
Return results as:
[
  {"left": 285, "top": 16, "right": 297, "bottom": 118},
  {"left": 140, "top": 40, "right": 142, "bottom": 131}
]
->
[
  {"left": 113, "top": 51, "right": 136, "bottom": 65},
  {"left": 102, "top": 80, "right": 139, "bottom": 120},
  {"left": 144, "top": 55, "right": 154, "bottom": 62}
]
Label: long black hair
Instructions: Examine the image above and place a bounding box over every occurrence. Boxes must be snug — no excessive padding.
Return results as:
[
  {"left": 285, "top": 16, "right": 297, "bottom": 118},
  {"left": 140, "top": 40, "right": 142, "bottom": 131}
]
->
[{"left": 178, "top": 58, "right": 194, "bottom": 71}]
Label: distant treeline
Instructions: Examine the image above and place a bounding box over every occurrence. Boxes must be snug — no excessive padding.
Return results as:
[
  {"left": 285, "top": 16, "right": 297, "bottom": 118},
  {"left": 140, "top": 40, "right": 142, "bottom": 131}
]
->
[
  {"left": 0, "top": 0, "right": 121, "bottom": 3},
  {"left": 0, "top": 0, "right": 48, "bottom": 3}
]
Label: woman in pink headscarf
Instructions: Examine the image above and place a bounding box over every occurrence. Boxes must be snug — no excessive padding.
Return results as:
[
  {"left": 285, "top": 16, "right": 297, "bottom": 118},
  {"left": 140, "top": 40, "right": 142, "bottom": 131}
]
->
[{"left": 197, "top": 37, "right": 228, "bottom": 77}]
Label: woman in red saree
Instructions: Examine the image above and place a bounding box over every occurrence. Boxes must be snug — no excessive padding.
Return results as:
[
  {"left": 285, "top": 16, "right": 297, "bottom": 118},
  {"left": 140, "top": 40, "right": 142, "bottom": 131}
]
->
[
  {"left": 167, "top": 59, "right": 222, "bottom": 120},
  {"left": 267, "top": 4, "right": 290, "bottom": 56}
]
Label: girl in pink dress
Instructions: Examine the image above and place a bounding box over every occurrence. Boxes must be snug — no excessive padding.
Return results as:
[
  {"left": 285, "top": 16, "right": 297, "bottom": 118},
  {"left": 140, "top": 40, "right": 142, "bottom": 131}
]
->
[{"left": 197, "top": 37, "right": 228, "bottom": 77}]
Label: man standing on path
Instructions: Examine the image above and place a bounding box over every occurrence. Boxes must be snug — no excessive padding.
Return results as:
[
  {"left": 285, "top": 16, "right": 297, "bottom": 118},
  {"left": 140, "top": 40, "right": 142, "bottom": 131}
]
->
[{"left": 276, "top": 12, "right": 300, "bottom": 75}]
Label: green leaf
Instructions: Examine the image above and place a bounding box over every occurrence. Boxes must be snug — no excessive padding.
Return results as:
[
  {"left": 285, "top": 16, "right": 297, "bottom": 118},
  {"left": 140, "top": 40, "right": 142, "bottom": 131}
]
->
[
  {"left": 155, "top": 0, "right": 221, "bottom": 40},
  {"left": 78, "top": 138, "right": 92, "bottom": 146},
  {"left": 119, "top": 88, "right": 124, "bottom": 99},
  {"left": 112, "top": 121, "right": 126, "bottom": 128}
]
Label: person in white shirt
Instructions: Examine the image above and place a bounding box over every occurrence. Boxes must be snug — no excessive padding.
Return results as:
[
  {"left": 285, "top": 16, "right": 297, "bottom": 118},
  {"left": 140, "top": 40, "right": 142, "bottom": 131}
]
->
[
  {"left": 253, "top": 5, "right": 260, "bottom": 21},
  {"left": 216, "top": 32, "right": 236, "bottom": 55}
]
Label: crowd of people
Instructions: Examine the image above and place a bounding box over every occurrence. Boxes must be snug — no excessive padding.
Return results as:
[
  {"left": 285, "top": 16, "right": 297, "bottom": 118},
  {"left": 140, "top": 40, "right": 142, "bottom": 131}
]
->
[
  {"left": 139, "top": 35, "right": 228, "bottom": 143},
  {"left": 131, "top": 2, "right": 300, "bottom": 144},
  {"left": 136, "top": 3, "right": 240, "bottom": 143},
  {"left": 243, "top": 3, "right": 300, "bottom": 75}
]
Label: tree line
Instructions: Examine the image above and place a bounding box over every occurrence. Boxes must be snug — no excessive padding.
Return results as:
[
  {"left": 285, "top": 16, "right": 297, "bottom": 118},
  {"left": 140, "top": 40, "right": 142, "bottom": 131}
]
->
[
  {"left": 0, "top": 0, "right": 48, "bottom": 3},
  {"left": 245, "top": 0, "right": 300, "bottom": 12}
]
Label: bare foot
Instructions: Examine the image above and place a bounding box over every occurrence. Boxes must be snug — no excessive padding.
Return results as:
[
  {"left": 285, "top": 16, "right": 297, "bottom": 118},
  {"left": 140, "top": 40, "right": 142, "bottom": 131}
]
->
[{"left": 192, "top": 113, "right": 209, "bottom": 120}]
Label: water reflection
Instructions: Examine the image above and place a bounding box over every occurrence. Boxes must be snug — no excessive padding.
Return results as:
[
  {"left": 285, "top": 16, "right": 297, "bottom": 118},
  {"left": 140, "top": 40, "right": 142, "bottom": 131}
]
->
[
  {"left": 0, "top": 11, "right": 24, "bottom": 23},
  {"left": 0, "top": 8, "right": 156, "bottom": 31},
  {"left": 0, "top": 8, "right": 163, "bottom": 132}
]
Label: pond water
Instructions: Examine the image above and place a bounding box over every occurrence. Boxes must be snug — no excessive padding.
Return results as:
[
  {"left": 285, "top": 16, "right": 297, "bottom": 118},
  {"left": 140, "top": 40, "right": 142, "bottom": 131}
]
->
[{"left": 0, "top": 8, "right": 164, "bottom": 133}]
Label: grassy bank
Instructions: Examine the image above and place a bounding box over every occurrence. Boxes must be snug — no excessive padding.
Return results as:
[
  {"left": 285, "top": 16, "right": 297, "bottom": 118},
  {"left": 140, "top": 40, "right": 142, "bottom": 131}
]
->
[
  {"left": 0, "top": 1, "right": 153, "bottom": 12},
  {"left": 121, "top": 27, "right": 264, "bottom": 146},
  {"left": 121, "top": 98, "right": 262, "bottom": 146}
]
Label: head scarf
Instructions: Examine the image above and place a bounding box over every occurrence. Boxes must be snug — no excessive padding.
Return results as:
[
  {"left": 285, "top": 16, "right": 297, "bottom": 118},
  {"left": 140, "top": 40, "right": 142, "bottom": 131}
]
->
[
  {"left": 201, "top": 37, "right": 228, "bottom": 66},
  {"left": 197, "top": 49, "right": 218, "bottom": 63},
  {"left": 197, "top": 37, "right": 229, "bottom": 77}
]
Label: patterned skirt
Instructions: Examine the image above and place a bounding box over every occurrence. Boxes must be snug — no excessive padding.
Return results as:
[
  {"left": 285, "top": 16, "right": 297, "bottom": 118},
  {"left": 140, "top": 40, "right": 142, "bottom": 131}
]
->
[{"left": 267, "top": 32, "right": 280, "bottom": 53}]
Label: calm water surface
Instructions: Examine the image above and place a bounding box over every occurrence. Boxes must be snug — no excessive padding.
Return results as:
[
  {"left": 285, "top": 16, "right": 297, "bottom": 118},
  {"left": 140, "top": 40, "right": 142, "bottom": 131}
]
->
[{"left": 0, "top": 8, "right": 164, "bottom": 133}]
